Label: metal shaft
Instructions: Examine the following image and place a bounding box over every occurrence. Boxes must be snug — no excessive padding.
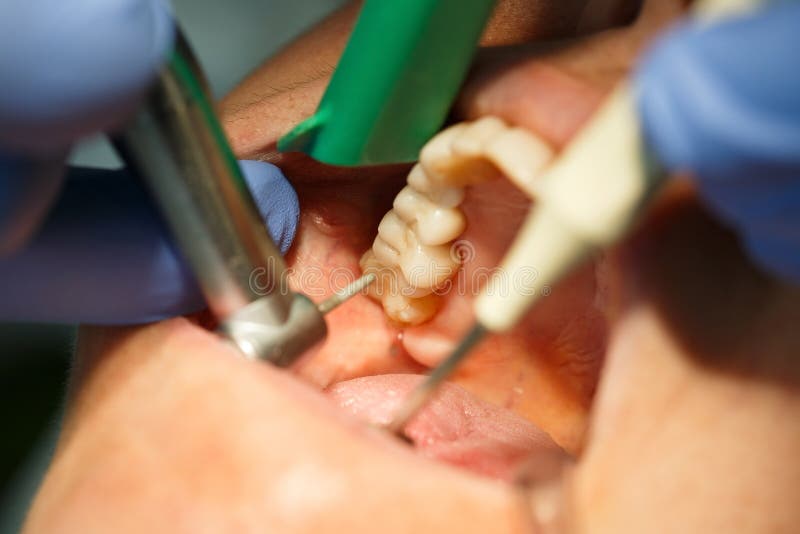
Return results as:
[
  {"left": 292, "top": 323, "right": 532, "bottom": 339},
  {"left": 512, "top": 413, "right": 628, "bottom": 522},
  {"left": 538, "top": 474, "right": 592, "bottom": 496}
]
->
[
  {"left": 116, "top": 31, "right": 291, "bottom": 323},
  {"left": 116, "top": 30, "right": 331, "bottom": 366},
  {"left": 317, "top": 273, "right": 377, "bottom": 315},
  {"left": 387, "top": 323, "right": 487, "bottom": 436}
]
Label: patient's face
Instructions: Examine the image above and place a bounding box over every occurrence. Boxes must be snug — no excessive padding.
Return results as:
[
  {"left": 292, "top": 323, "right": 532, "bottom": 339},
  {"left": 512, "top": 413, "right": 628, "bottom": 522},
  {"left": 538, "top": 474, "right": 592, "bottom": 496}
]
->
[{"left": 26, "top": 2, "right": 800, "bottom": 532}]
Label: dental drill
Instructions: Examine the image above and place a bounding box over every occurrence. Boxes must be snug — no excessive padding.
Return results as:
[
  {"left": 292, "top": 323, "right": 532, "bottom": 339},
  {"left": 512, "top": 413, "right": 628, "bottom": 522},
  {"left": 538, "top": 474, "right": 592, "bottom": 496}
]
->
[{"left": 116, "top": 30, "right": 374, "bottom": 367}]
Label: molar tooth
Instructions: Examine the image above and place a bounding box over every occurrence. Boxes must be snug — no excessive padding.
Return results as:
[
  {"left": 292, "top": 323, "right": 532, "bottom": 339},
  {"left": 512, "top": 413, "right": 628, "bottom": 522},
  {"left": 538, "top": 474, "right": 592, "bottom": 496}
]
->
[
  {"left": 398, "top": 234, "right": 459, "bottom": 291},
  {"left": 421, "top": 123, "right": 501, "bottom": 188},
  {"left": 485, "top": 128, "right": 553, "bottom": 197},
  {"left": 452, "top": 116, "right": 508, "bottom": 157},
  {"left": 418, "top": 124, "right": 467, "bottom": 181},
  {"left": 359, "top": 251, "right": 390, "bottom": 301},
  {"left": 377, "top": 211, "right": 409, "bottom": 252},
  {"left": 427, "top": 187, "right": 465, "bottom": 208},
  {"left": 407, "top": 165, "right": 464, "bottom": 208},
  {"left": 393, "top": 186, "right": 465, "bottom": 245},
  {"left": 415, "top": 207, "right": 466, "bottom": 246},
  {"left": 392, "top": 186, "right": 428, "bottom": 222},
  {"left": 407, "top": 164, "right": 430, "bottom": 191},
  {"left": 419, "top": 124, "right": 476, "bottom": 188},
  {"left": 394, "top": 265, "right": 435, "bottom": 299},
  {"left": 360, "top": 251, "right": 432, "bottom": 302},
  {"left": 382, "top": 293, "right": 440, "bottom": 326},
  {"left": 372, "top": 237, "right": 400, "bottom": 266}
]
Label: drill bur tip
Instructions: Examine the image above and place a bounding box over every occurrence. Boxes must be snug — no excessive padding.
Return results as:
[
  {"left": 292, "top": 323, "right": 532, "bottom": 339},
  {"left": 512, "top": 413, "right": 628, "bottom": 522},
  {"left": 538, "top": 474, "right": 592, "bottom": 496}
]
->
[{"left": 317, "top": 272, "right": 377, "bottom": 315}]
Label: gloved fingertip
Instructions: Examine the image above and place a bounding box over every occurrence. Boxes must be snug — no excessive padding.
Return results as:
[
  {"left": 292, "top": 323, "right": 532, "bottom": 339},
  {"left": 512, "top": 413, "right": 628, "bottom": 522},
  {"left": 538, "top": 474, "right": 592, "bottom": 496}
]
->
[
  {"left": 0, "top": 0, "right": 176, "bottom": 151},
  {"left": 634, "top": 22, "right": 699, "bottom": 173},
  {"left": 0, "top": 166, "right": 205, "bottom": 324},
  {"left": 635, "top": 4, "right": 800, "bottom": 180},
  {"left": 239, "top": 160, "right": 300, "bottom": 255}
]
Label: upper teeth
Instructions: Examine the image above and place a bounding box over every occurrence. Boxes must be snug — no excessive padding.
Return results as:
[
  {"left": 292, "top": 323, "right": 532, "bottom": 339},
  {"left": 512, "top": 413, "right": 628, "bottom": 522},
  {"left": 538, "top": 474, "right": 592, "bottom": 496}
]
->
[{"left": 361, "top": 116, "right": 554, "bottom": 325}]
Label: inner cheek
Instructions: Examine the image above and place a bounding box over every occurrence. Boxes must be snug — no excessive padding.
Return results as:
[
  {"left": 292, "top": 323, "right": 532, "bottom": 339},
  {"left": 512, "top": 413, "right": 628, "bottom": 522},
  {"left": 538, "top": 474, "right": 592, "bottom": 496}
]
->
[{"left": 414, "top": 260, "right": 608, "bottom": 453}]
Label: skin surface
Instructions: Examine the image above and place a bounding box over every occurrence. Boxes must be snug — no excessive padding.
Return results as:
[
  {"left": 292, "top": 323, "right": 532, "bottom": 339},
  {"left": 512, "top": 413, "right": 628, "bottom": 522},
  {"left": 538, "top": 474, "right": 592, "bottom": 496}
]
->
[
  {"left": 26, "top": 319, "right": 526, "bottom": 533},
  {"left": 25, "top": 0, "right": 800, "bottom": 532}
]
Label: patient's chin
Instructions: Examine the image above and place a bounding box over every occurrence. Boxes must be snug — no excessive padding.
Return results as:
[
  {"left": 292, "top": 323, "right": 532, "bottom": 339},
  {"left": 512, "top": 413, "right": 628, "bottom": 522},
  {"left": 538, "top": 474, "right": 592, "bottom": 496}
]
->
[{"left": 283, "top": 175, "right": 607, "bottom": 453}]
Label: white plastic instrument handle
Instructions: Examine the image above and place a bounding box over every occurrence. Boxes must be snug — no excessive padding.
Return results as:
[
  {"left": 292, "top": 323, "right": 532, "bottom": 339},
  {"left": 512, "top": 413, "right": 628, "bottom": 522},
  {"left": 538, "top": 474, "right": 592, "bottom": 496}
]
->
[
  {"left": 474, "top": 0, "right": 764, "bottom": 333},
  {"left": 474, "top": 85, "right": 651, "bottom": 332}
]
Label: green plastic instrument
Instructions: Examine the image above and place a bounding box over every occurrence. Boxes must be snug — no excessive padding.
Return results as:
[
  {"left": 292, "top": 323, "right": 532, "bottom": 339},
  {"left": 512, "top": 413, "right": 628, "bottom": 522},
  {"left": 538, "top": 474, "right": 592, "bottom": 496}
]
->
[{"left": 278, "top": 0, "right": 496, "bottom": 166}]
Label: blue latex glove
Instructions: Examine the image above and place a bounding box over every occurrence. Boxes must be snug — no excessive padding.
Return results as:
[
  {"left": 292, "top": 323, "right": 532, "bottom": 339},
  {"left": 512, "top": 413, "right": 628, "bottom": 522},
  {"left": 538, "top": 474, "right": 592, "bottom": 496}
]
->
[
  {"left": 635, "top": 2, "right": 800, "bottom": 284},
  {"left": 0, "top": 0, "right": 299, "bottom": 323}
]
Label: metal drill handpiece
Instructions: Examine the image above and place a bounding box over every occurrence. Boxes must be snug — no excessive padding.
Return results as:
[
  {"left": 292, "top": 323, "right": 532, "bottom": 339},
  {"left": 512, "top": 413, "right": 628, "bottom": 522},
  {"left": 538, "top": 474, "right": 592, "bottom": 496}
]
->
[
  {"left": 223, "top": 272, "right": 377, "bottom": 366},
  {"left": 115, "top": 29, "right": 329, "bottom": 366}
]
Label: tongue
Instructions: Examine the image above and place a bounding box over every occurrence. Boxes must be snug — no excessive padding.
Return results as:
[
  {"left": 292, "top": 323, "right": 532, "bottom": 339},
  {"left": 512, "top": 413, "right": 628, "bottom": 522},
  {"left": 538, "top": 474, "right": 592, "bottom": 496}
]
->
[{"left": 327, "top": 374, "right": 563, "bottom": 481}]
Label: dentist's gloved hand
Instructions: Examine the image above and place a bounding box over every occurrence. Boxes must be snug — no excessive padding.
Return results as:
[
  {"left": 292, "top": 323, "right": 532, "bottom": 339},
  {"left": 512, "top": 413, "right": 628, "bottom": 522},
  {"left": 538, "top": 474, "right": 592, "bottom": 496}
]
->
[
  {"left": 635, "top": 2, "right": 800, "bottom": 284},
  {"left": 0, "top": 0, "right": 299, "bottom": 324}
]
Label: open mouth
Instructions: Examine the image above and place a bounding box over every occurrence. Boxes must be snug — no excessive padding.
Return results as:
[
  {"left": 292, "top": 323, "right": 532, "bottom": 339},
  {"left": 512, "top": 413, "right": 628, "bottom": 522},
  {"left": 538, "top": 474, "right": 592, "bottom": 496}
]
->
[
  {"left": 280, "top": 166, "right": 607, "bottom": 482},
  {"left": 216, "top": 2, "right": 651, "bottom": 486}
]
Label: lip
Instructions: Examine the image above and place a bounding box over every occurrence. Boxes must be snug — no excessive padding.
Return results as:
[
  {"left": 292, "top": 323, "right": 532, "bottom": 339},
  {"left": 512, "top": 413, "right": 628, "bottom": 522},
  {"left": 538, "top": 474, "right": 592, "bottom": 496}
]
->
[{"left": 326, "top": 373, "right": 563, "bottom": 481}]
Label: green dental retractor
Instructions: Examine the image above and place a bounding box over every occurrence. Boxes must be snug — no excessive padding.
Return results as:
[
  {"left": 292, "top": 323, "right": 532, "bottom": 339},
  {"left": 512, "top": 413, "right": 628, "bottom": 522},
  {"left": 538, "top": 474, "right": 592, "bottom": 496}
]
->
[{"left": 278, "top": 0, "right": 496, "bottom": 166}]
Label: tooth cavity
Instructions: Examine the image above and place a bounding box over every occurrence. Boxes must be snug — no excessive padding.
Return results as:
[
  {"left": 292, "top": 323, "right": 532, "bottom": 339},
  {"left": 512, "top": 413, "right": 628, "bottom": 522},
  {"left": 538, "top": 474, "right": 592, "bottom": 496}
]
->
[
  {"left": 361, "top": 117, "right": 554, "bottom": 325},
  {"left": 420, "top": 119, "right": 503, "bottom": 188}
]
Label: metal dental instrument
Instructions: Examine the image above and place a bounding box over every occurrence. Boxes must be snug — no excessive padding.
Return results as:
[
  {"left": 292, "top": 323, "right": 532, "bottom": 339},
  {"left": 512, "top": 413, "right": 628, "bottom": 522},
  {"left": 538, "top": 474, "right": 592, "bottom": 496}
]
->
[
  {"left": 385, "top": 324, "right": 486, "bottom": 436},
  {"left": 386, "top": 0, "right": 764, "bottom": 438},
  {"left": 316, "top": 273, "right": 377, "bottom": 315},
  {"left": 115, "top": 29, "right": 373, "bottom": 367}
]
